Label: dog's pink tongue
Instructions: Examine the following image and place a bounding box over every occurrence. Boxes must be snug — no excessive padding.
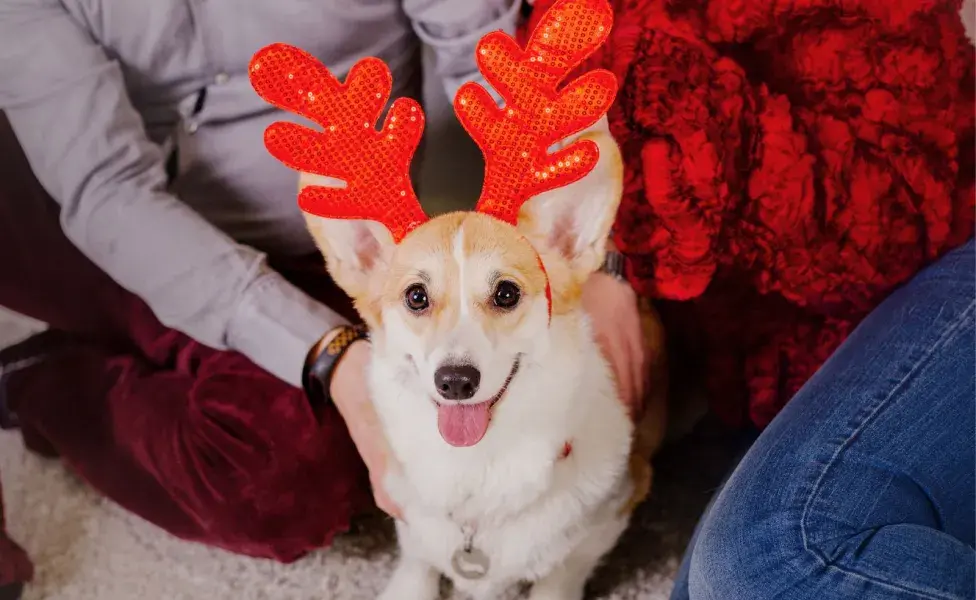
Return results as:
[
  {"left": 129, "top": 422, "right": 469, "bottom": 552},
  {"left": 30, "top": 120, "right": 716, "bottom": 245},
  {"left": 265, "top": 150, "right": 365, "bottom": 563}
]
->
[{"left": 437, "top": 402, "right": 491, "bottom": 447}]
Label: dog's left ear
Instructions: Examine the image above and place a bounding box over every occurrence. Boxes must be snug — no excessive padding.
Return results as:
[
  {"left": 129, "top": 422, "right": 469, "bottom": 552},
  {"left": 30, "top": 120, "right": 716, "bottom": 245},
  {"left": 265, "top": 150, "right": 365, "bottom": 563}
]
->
[{"left": 515, "top": 117, "right": 623, "bottom": 279}]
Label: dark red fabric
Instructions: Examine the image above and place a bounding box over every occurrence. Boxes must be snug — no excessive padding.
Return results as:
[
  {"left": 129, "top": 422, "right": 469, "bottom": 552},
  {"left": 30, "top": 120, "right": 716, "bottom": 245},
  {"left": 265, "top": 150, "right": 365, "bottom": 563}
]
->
[
  {"left": 0, "top": 115, "right": 372, "bottom": 585},
  {"left": 526, "top": 0, "right": 976, "bottom": 427}
]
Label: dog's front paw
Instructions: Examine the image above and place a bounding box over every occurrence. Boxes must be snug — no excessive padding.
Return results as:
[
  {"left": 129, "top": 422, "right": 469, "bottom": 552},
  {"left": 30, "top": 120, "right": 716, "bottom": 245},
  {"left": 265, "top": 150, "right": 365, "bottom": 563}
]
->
[{"left": 378, "top": 557, "right": 439, "bottom": 600}]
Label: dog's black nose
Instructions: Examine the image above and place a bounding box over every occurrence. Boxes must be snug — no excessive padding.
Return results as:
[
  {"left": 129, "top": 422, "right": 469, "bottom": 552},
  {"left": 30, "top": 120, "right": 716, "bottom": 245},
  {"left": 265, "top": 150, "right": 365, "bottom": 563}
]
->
[{"left": 434, "top": 364, "right": 481, "bottom": 400}]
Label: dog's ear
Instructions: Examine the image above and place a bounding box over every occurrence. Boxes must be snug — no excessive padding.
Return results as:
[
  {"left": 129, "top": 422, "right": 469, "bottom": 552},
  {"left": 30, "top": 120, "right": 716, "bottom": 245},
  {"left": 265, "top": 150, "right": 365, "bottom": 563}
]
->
[
  {"left": 300, "top": 174, "right": 395, "bottom": 300},
  {"left": 515, "top": 116, "right": 623, "bottom": 279}
]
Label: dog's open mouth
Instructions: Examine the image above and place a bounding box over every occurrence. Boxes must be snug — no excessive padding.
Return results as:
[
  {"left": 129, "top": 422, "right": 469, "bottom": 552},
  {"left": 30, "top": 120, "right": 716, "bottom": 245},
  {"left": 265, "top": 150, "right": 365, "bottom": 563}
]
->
[{"left": 435, "top": 356, "right": 521, "bottom": 448}]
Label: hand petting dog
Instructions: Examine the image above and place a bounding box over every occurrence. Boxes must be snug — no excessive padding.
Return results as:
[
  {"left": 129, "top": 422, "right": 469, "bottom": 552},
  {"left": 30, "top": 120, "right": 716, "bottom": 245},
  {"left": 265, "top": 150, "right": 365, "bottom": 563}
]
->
[{"left": 582, "top": 265, "right": 647, "bottom": 420}]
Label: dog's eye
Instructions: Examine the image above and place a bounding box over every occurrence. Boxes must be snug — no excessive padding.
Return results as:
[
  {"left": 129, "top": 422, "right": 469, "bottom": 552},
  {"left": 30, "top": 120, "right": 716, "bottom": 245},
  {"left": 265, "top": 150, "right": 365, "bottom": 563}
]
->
[
  {"left": 404, "top": 283, "right": 430, "bottom": 312},
  {"left": 492, "top": 281, "right": 521, "bottom": 310}
]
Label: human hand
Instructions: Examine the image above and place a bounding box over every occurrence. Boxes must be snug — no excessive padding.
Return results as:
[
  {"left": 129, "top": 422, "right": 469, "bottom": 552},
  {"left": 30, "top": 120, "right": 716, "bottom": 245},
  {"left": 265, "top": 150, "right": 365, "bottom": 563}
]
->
[
  {"left": 319, "top": 337, "right": 403, "bottom": 520},
  {"left": 582, "top": 267, "right": 647, "bottom": 420}
]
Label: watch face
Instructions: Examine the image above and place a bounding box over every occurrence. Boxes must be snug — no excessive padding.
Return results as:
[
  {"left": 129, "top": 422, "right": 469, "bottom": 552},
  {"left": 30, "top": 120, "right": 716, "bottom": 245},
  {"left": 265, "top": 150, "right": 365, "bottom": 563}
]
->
[{"left": 603, "top": 251, "right": 626, "bottom": 278}]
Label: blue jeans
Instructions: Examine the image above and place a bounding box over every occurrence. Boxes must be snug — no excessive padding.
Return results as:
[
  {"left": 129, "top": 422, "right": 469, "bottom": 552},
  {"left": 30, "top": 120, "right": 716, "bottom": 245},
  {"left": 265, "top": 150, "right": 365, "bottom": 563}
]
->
[{"left": 671, "top": 239, "right": 975, "bottom": 600}]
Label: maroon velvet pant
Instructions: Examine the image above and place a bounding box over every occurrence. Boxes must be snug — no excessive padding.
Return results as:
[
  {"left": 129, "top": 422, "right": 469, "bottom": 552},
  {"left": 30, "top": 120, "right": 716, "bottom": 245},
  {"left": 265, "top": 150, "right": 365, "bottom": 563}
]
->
[{"left": 0, "top": 116, "right": 372, "bottom": 586}]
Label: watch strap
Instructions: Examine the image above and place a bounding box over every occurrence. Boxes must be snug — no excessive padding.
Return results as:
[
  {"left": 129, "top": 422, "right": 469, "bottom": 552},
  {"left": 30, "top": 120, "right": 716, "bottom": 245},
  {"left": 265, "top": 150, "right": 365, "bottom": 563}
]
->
[
  {"left": 302, "top": 324, "right": 369, "bottom": 410},
  {"left": 600, "top": 248, "right": 628, "bottom": 280}
]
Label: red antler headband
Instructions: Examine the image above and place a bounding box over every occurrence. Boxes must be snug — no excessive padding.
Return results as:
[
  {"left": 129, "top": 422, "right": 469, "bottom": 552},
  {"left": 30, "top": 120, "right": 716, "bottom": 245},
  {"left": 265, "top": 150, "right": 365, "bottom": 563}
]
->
[{"left": 248, "top": 0, "right": 617, "bottom": 244}]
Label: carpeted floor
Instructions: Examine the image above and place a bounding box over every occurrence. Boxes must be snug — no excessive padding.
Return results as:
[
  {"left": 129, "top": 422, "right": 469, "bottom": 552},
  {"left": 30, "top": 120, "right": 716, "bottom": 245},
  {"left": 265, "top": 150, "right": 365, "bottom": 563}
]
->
[{"left": 0, "top": 306, "right": 744, "bottom": 599}]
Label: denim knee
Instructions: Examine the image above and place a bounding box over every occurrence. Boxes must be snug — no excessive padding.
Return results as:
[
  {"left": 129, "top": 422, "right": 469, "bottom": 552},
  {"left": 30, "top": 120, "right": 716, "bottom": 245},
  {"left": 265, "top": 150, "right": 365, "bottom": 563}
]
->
[
  {"left": 687, "top": 491, "right": 975, "bottom": 600},
  {"left": 683, "top": 240, "right": 976, "bottom": 600},
  {"left": 685, "top": 487, "right": 801, "bottom": 600}
]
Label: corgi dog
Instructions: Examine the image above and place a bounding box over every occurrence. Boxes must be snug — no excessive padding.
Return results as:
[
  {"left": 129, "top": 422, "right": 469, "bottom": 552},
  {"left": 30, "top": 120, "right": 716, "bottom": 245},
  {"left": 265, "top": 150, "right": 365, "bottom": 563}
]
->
[
  {"left": 247, "top": 1, "right": 668, "bottom": 597},
  {"left": 299, "top": 115, "right": 668, "bottom": 599}
]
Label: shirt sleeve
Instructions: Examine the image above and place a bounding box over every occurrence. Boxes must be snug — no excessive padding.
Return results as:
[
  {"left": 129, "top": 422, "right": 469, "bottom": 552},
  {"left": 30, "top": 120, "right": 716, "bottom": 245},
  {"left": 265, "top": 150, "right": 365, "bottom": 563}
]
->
[
  {"left": 403, "top": 0, "right": 521, "bottom": 100},
  {"left": 0, "top": 0, "right": 345, "bottom": 387}
]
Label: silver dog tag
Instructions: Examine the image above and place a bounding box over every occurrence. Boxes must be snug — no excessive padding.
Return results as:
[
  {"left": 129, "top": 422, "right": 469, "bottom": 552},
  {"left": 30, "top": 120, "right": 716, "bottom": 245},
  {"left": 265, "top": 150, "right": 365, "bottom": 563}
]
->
[{"left": 451, "top": 547, "right": 491, "bottom": 580}]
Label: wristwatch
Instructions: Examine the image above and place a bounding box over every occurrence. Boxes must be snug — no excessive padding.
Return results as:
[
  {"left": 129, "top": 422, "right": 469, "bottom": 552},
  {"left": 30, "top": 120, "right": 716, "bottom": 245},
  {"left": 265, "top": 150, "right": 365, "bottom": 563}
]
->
[
  {"left": 302, "top": 323, "right": 369, "bottom": 409},
  {"left": 600, "top": 248, "right": 628, "bottom": 281}
]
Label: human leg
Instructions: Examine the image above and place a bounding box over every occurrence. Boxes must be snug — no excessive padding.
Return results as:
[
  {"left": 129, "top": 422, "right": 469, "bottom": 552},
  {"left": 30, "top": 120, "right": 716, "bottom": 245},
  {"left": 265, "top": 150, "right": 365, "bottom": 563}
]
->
[
  {"left": 6, "top": 343, "right": 371, "bottom": 560},
  {"left": 673, "top": 240, "right": 975, "bottom": 600}
]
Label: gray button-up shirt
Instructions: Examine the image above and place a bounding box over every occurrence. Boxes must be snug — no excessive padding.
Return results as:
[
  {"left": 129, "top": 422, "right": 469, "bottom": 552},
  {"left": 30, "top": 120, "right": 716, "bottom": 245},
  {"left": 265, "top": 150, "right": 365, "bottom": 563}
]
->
[{"left": 0, "top": 0, "right": 518, "bottom": 386}]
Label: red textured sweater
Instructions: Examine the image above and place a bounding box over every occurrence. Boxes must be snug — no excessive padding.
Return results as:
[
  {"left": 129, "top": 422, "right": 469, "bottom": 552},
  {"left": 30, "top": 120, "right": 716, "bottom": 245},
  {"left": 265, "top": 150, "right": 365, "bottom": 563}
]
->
[{"left": 524, "top": 0, "right": 975, "bottom": 428}]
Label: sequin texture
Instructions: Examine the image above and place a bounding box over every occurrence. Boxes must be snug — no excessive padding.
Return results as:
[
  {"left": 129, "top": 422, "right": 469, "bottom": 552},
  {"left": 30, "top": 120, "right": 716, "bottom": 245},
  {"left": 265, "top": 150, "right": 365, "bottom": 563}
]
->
[
  {"left": 455, "top": 0, "right": 618, "bottom": 225},
  {"left": 247, "top": 0, "right": 617, "bottom": 242},
  {"left": 247, "top": 0, "right": 617, "bottom": 324},
  {"left": 249, "top": 43, "right": 429, "bottom": 243}
]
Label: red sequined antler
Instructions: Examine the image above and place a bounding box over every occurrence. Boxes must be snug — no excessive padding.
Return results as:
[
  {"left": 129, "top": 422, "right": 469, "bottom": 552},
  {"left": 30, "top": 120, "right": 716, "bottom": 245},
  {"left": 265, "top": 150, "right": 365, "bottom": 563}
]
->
[
  {"left": 454, "top": 0, "right": 618, "bottom": 225},
  {"left": 249, "top": 43, "right": 429, "bottom": 243}
]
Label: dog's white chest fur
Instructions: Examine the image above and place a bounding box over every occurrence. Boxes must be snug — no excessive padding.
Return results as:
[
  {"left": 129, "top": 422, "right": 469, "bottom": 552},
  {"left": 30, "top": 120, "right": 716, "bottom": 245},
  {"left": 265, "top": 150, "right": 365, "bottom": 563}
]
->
[{"left": 370, "top": 317, "right": 634, "bottom": 599}]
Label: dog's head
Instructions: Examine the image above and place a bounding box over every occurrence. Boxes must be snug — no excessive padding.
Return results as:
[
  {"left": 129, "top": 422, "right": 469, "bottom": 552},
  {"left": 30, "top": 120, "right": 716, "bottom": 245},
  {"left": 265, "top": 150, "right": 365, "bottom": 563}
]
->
[{"left": 302, "top": 120, "right": 621, "bottom": 447}]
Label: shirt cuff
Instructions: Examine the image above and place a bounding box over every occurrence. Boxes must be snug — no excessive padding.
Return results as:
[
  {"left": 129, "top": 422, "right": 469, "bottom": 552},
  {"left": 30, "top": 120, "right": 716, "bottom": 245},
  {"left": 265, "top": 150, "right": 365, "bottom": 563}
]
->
[{"left": 226, "top": 267, "right": 347, "bottom": 387}]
